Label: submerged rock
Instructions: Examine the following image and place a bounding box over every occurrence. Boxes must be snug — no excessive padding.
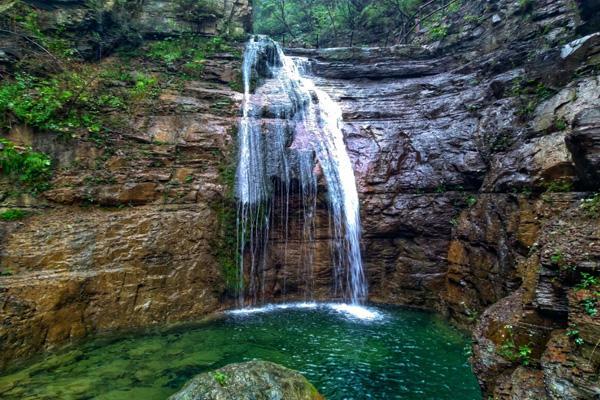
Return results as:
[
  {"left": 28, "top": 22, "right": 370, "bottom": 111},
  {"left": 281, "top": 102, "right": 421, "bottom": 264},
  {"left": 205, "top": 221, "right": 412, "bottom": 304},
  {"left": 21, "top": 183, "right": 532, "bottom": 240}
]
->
[{"left": 169, "top": 361, "right": 324, "bottom": 400}]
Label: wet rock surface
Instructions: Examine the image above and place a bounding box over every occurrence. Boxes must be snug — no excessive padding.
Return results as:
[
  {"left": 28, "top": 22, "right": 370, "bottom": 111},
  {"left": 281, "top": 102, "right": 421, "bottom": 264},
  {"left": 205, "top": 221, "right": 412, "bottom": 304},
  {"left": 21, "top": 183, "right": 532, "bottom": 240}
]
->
[
  {"left": 260, "top": 0, "right": 600, "bottom": 397},
  {"left": 169, "top": 361, "right": 324, "bottom": 400}
]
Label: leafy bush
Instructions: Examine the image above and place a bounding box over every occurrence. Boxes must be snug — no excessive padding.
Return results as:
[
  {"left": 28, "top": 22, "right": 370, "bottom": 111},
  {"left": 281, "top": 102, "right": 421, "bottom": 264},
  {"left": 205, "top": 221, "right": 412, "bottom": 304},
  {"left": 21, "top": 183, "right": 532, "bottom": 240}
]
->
[
  {"left": 0, "top": 138, "right": 52, "bottom": 192},
  {"left": 465, "top": 195, "right": 477, "bottom": 207},
  {"left": 0, "top": 73, "right": 102, "bottom": 136},
  {"left": 577, "top": 273, "right": 599, "bottom": 290},
  {"left": 148, "top": 35, "right": 236, "bottom": 72},
  {"left": 566, "top": 325, "right": 585, "bottom": 346},
  {"left": 544, "top": 179, "right": 573, "bottom": 193},
  {"left": 429, "top": 25, "right": 449, "bottom": 41},
  {"left": 0, "top": 209, "right": 28, "bottom": 221},
  {"left": 581, "top": 296, "right": 598, "bottom": 317}
]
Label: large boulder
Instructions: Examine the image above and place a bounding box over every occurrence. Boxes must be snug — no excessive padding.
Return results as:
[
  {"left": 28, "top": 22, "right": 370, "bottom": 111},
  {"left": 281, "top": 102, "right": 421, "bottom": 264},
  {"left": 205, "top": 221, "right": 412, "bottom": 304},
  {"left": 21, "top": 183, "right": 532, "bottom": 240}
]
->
[{"left": 169, "top": 361, "right": 324, "bottom": 400}]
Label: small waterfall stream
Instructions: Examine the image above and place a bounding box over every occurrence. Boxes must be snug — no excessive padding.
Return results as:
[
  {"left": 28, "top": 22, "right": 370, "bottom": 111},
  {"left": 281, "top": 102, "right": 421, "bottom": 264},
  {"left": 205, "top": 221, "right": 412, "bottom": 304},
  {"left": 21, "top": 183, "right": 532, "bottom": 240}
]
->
[{"left": 236, "top": 36, "right": 366, "bottom": 305}]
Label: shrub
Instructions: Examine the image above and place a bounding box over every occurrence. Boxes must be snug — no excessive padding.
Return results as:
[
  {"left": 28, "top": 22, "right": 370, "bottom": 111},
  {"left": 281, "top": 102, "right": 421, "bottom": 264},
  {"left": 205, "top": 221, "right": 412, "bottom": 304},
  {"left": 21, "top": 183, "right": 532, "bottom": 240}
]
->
[
  {"left": 148, "top": 35, "right": 235, "bottom": 72},
  {"left": 0, "top": 209, "right": 28, "bottom": 221},
  {"left": 465, "top": 195, "right": 477, "bottom": 207},
  {"left": 576, "top": 273, "right": 599, "bottom": 290},
  {"left": 566, "top": 325, "right": 585, "bottom": 346},
  {"left": 0, "top": 138, "right": 52, "bottom": 193},
  {"left": 429, "top": 25, "right": 449, "bottom": 41},
  {"left": 0, "top": 73, "right": 102, "bottom": 136},
  {"left": 544, "top": 179, "right": 573, "bottom": 193},
  {"left": 581, "top": 296, "right": 598, "bottom": 317}
]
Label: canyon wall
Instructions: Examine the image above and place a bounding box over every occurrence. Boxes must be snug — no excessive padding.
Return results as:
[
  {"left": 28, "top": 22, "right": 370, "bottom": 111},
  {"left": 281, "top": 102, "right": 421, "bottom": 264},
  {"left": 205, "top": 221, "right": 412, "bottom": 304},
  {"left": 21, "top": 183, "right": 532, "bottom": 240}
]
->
[
  {"left": 0, "top": 0, "right": 599, "bottom": 398},
  {"left": 249, "top": 0, "right": 599, "bottom": 397},
  {"left": 0, "top": 0, "right": 250, "bottom": 370},
  {"left": 291, "top": 1, "right": 599, "bottom": 398}
]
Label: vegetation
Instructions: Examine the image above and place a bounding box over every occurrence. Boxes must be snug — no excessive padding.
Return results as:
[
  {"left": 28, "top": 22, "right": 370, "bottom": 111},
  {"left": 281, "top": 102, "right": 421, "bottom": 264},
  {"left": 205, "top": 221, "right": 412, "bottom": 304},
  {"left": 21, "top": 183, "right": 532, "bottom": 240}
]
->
[
  {"left": 580, "top": 193, "right": 600, "bottom": 217},
  {"left": 0, "top": 138, "right": 52, "bottom": 193},
  {"left": 0, "top": 72, "right": 103, "bottom": 136},
  {"left": 497, "top": 325, "right": 533, "bottom": 366},
  {"left": 566, "top": 324, "right": 585, "bottom": 346},
  {"left": 576, "top": 273, "right": 599, "bottom": 290},
  {"left": 213, "top": 371, "right": 228, "bottom": 386},
  {"left": 574, "top": 273, "right": 599, "bottom": 317},
  {"left": 212, "top": 137, "right": 241, "bottom": 295},
  {"left": 465, "top": 194, "right": 477, "bottom": 208},
  {"left": 147, "top": 35, "right": 239, "bottom": 74},
  {"left": 543, "top": 179, "right": 573, "bottom": 193},
  {"left": 0, "top": 4, "right": 242, "bottom": 143},
  {"left": 511, "top": 78, "right": 557, "bottom": 119},
  {"left": 253, "top": 0, "right": 464, "bottom": 47},
  {"left": 581, "top": 296, "right": 598, "bottom": 317},
  {"left": 0, "top": 209, "right": 28, "bottom": 221}
]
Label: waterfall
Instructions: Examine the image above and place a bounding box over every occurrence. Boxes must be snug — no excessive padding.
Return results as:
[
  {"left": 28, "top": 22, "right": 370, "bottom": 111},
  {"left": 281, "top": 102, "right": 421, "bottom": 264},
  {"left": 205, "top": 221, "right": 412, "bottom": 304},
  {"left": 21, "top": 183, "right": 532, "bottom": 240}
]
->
[{"left": 235, "top": 36, "right": 367, "bottom": 305}]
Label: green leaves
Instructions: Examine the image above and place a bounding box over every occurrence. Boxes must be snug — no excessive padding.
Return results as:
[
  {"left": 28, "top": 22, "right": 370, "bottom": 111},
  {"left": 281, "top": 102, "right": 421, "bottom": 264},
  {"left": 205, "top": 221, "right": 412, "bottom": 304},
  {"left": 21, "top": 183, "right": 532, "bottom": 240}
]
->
[
  {"left": 0, "top": 138, "right": 52, "bottom": 193},
  {"left": 254, "top": 0, "right": 445, "bottom": 47},
  {"left": 0, "top": 209, "right": 28, "bottom": 221},
  {"left": 212, "top": 371, "right": 228, "bottom": 386},
  {"left": 0, "top": 73, "right": 102, "bottom": 136}
]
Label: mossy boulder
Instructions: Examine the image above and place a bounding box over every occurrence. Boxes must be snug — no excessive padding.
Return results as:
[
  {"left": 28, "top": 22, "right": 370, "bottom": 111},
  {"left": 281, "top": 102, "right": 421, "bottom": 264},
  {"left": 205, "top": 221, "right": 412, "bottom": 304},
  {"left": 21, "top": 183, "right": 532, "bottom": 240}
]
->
[{"left": 169, "top": 360, "right": 325, "bottom": 400}]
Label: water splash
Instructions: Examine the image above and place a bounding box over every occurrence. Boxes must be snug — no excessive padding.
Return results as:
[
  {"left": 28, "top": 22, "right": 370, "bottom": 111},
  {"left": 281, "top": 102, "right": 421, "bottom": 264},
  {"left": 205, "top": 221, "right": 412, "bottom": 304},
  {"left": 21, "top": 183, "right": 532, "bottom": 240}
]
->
[
  {"left": 227, "top": 302, "right": 384, "bottom": 322},
  {"left": 235, "top": 36, "right": 367, "bottom": 305}
]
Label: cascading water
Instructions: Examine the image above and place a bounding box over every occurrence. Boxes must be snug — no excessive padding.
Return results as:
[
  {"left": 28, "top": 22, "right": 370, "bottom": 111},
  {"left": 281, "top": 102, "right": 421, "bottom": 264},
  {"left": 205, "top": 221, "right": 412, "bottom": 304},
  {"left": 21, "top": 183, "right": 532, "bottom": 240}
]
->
[{"left": 236, "top": 36, "right": 366, "bottom": 306}]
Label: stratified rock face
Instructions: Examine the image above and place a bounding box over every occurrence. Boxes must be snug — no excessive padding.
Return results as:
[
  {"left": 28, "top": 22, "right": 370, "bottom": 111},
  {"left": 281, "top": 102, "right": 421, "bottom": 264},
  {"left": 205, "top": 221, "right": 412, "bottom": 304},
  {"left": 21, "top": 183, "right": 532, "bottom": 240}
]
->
[
  {"left": 265, "top": 0, "right": 595, "bottom": 313},
  {"left": 0, "top": 1, "right": 248, "bottom": 371},
  {"left": 263, "top": 0, "right": 599, "bottom": 397},
  {"left": 169, "top": 361, "right": 324, "bottom": 400}
]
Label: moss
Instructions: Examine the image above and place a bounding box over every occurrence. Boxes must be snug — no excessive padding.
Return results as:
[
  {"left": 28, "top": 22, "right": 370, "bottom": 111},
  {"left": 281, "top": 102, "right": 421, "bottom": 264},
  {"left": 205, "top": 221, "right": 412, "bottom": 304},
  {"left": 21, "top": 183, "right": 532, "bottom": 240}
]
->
[{"left": 211, "top": 132, "right": 241, "bottom": 295}]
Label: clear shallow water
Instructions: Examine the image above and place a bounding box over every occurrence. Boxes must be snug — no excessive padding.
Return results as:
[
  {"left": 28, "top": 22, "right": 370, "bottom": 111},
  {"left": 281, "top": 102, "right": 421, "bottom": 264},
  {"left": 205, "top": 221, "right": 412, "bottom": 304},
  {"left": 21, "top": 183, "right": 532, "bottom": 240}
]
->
[{"left": 0, "top": 304, "right": 481, "bottom": 400}]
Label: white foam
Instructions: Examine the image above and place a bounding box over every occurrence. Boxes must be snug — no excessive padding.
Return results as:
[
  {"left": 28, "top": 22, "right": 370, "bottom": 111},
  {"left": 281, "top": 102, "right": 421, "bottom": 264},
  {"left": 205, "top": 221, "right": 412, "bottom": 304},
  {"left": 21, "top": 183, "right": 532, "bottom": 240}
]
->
[
  {"left": 227, "top": 302, "right": 385, "bottom": 322},
  {"left": 325, "top": 303, "right": 384, "bottom": 321},
  {"left": 228, "top": 302, "right": 318, "bottom": 315}
]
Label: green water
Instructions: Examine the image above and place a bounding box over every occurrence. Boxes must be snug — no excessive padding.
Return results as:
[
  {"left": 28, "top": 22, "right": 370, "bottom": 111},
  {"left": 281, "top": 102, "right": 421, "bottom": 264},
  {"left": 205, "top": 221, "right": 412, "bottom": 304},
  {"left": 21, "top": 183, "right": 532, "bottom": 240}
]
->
[{"left": 0, "top": 303, "right": 481, "bottom": 400}]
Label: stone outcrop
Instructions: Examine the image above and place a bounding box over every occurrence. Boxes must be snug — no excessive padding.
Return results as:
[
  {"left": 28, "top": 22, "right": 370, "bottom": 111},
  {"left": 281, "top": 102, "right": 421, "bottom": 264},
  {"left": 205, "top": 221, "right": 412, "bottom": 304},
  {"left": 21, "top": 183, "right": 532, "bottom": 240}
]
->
[{"left": 169, "top": 361, "right": 324, "bottom": 400}]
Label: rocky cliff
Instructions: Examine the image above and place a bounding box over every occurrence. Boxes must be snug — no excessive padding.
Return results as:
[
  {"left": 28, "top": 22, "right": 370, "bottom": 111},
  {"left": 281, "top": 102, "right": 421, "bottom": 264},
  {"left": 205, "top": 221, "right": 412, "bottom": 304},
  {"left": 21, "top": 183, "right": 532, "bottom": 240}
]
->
[
  {"left": 0, "top": 0, "right": 250, "bottom": 370},
  {"left": 246, "top": 0, "right": 599, "bottom": 397},
  {"left": 287, "top": 1, "right": 599, "bottom": 398},
  {"left": 0, "top": 0, "right": 599, "bottom": 398}
]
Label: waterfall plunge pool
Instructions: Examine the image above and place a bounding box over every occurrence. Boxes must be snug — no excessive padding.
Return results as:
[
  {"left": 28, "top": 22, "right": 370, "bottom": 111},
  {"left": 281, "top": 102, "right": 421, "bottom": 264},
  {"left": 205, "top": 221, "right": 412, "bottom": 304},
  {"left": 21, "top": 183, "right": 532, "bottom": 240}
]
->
[{"left": 0, "top": 304, "right": 481, "bottom": 399}]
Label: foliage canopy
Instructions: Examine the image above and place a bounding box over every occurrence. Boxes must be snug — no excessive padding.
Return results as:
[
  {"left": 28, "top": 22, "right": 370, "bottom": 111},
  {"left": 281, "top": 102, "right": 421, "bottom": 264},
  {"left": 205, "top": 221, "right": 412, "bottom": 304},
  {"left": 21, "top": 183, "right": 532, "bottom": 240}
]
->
[{"left": 253, "top": 0, "right": 456, "bottom": 47}]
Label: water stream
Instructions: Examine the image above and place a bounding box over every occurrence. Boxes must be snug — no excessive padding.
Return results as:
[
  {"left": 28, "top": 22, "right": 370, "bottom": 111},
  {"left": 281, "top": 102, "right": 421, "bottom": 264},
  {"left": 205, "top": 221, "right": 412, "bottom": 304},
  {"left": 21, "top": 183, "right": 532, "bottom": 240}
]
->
[{"left": 236, "top": 36, "right": 366, "bottom": 305}]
